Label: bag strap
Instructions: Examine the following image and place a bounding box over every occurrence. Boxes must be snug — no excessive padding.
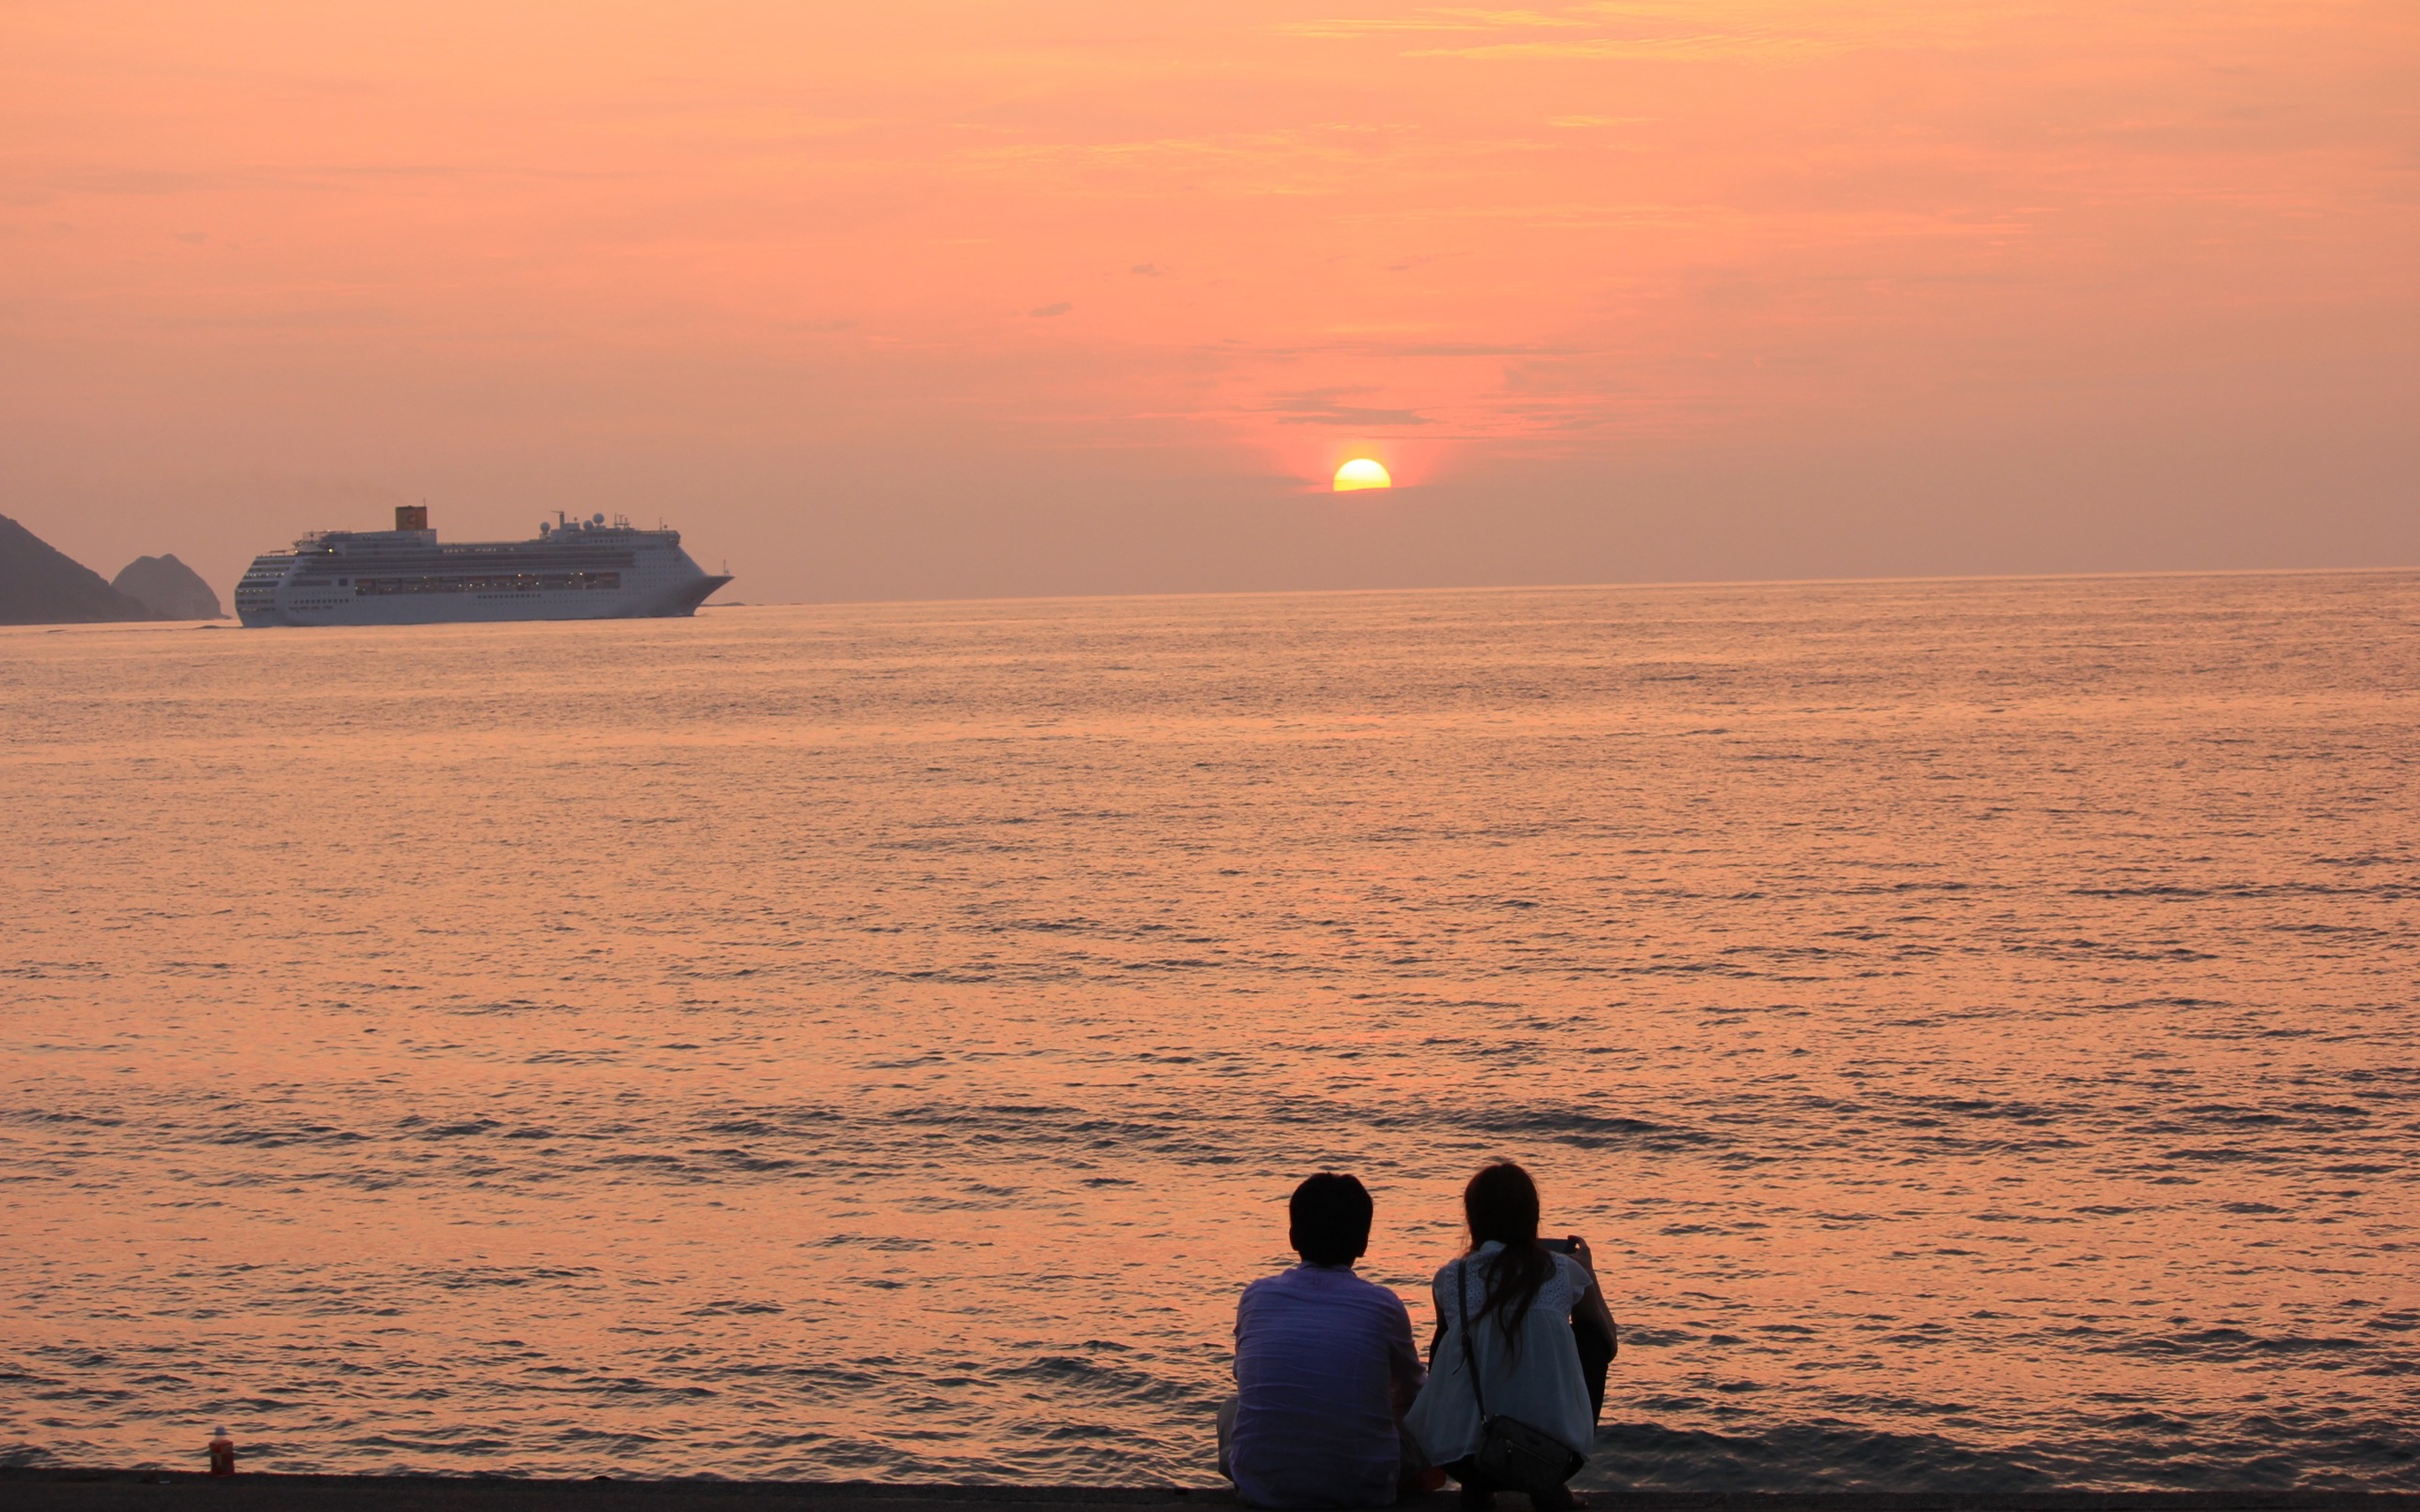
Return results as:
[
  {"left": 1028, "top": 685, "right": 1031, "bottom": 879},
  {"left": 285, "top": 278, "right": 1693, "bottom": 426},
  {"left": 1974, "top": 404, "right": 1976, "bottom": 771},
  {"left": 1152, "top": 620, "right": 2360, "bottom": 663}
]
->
[{"left": 1456, "top": 1257, "right": 1491, "bottom": 1426}]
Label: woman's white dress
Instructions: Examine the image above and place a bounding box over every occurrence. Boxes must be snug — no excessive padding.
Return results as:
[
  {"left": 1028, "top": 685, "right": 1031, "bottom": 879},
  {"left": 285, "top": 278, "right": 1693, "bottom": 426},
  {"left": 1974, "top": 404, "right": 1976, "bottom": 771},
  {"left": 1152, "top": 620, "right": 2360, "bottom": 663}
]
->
[{"left": 1403, "top": 1242, "right": 1597, "bottom": 1464}]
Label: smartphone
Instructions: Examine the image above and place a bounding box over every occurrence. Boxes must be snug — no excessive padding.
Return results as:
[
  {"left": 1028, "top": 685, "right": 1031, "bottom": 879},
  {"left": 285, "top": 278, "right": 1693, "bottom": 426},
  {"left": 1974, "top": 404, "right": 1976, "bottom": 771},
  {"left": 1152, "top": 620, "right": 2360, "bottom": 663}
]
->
[{"left": 1541, "top": 1236, "right": 1581, "bottom": 1254}]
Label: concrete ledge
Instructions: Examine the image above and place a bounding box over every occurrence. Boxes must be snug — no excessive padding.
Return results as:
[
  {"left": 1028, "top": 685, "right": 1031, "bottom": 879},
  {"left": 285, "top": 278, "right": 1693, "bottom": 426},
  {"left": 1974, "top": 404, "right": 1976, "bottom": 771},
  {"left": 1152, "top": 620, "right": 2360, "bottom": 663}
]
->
[{"left": 5, "top": 1472, "right": 2418, "bottom": 1512}]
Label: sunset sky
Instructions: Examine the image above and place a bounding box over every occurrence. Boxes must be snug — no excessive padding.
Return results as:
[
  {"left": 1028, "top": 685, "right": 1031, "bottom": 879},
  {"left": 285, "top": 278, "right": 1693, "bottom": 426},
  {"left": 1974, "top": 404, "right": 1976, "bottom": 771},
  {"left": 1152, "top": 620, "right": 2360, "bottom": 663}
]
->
[{"left": 4, "top": 1, "right": 2416, "bottom": 601}]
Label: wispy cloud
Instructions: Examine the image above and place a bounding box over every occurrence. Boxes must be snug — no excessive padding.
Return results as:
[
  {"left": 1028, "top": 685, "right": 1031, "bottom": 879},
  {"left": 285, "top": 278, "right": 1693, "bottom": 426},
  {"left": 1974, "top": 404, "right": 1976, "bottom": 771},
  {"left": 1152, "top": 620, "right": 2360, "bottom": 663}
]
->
[
  {"left": 1407, "top": 32, "right": 1840, "bottom": 60},
  {"left": 1270, "top": 389, "right": 1434, "bottom": 427},
  {"left": 1280, "top": 1, "right": 1914, "bottom": 62},
  {"left": 1279, "top": 7, "right": 1584, "bottom": 38}
]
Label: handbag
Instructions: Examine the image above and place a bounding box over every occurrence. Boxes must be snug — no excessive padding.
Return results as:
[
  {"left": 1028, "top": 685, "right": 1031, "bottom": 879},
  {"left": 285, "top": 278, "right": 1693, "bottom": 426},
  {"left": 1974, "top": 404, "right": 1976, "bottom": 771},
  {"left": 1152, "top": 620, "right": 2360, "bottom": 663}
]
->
[{"left": 1457, "top": 1257, "right": 1586, "bottom": 1494}]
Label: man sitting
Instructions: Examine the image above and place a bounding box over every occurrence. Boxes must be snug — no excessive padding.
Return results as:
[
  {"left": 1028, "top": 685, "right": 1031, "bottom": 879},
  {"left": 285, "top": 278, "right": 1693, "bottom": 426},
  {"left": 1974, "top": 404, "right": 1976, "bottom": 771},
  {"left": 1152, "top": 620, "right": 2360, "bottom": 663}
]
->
[{"left": 1221, "top": 1173, "right": 1428, "bottom": 1508}]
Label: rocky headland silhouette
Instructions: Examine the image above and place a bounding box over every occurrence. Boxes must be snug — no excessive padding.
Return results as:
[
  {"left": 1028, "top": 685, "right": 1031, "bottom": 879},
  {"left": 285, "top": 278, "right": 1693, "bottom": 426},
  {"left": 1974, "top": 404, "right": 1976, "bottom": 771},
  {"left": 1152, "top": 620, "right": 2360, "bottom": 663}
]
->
[{"left": 0, "top": 512, "right": 215, "bottom": 625}]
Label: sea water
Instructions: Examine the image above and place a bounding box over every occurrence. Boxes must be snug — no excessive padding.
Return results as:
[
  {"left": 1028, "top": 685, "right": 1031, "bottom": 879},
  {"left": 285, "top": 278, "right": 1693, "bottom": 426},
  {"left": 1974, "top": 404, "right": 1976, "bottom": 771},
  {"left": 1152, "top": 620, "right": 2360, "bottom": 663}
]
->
[{"left": 3, "top": 574, "right": 2414, "bottom": 1488}]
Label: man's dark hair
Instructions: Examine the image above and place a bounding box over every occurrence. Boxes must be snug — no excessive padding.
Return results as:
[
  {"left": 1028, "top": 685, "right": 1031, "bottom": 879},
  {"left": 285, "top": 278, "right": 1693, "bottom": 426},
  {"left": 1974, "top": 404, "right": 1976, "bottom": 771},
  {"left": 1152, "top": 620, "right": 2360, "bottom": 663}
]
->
[{"left": 1289, "top": 1172, "right": 1373, "bottom": 1267}]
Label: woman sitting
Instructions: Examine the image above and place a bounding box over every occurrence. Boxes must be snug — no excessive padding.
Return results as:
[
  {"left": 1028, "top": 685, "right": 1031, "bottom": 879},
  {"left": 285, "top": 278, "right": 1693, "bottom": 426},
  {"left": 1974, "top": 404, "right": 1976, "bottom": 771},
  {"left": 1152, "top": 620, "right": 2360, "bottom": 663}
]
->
[{"left": 1403, "top": 1163, "right": 1618, "bottom": 1509}]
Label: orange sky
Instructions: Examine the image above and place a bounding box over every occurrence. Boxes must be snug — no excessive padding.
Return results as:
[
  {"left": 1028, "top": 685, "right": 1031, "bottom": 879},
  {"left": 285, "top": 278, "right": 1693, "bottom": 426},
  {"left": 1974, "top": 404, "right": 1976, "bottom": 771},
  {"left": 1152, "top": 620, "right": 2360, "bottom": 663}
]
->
[{"left": 4, "top": 1, "right": 2417, "bottom": 601}]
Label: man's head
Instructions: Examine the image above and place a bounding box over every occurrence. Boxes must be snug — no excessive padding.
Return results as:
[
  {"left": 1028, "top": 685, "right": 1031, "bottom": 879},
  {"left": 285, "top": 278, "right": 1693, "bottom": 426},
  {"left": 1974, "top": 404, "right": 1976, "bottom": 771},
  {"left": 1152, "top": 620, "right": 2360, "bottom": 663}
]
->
[{"left": 1288, "top": 1172, "right": 1374, "bottom": 1267}]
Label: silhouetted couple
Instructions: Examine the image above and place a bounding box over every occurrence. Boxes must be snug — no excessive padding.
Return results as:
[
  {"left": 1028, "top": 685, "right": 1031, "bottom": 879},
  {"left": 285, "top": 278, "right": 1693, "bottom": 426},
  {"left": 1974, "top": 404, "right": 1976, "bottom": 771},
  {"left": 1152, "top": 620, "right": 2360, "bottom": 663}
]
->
[{"left": 1220, "top": 1163, "right": 1618, "bottom": 1509}]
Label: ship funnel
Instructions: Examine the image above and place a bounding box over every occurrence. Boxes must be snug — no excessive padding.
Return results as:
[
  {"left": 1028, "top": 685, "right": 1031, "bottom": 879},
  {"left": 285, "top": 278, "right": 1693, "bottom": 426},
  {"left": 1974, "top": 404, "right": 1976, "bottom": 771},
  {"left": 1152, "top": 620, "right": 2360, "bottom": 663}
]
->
[{"left": 396, "top": 505, "right": 429, "bottom": 531}]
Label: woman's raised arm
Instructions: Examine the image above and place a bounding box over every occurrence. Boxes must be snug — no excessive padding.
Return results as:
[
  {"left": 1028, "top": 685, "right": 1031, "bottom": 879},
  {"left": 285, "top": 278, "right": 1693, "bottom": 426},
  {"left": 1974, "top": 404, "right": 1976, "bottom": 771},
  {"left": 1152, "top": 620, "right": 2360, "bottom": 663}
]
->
[{"left": 1567, "top": 1237, "right": 1618, "bottom": 1357}]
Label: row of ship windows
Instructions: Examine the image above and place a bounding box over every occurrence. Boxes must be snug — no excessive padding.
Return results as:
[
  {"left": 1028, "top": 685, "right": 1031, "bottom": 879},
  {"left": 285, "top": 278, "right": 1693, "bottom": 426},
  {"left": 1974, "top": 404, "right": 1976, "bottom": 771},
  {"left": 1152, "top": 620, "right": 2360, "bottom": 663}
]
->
[{"left": 270, "top": 572, "right": 626, "bottom": 596}]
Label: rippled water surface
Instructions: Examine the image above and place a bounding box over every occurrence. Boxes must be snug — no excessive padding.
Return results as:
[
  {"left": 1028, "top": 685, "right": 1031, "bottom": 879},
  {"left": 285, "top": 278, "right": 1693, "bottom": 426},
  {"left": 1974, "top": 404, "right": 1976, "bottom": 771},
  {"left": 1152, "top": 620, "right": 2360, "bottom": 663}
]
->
[{"left": 3, "top": 575, "right": 2417, "bottom": 1488}]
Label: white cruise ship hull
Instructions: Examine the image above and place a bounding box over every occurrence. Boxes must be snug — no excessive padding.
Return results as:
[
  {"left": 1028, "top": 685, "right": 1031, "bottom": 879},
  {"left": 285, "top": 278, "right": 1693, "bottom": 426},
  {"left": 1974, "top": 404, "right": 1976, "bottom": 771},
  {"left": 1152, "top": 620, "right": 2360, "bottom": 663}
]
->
[{"left": 235, "top": 512, "right": 732, "bottom": 628}]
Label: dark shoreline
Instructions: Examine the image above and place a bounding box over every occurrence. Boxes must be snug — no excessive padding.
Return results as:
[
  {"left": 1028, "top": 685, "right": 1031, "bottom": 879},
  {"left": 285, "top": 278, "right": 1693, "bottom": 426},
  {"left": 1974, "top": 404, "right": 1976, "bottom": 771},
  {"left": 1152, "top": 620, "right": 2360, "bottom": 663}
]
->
[{"left": 8, "top": 1472, "right": 2419, "bottom": 1512}]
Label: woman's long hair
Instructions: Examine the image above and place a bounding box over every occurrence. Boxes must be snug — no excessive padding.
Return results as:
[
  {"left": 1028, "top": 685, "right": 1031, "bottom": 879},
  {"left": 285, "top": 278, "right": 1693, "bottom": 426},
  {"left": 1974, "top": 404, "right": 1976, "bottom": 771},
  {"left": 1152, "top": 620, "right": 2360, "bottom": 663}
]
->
[{"left": 1464, "top": 1162, "right": 1553, "bottom": 1352}]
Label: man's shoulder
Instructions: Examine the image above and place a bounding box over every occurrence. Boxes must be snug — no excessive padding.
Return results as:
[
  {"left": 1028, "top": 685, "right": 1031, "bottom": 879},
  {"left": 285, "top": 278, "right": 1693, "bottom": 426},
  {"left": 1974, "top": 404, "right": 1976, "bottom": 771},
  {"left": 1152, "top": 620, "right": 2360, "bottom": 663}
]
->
[
  {"left": 1238, "top": 1270, "right": 1288, "bottom": 1306},
  {"left": 1243, "top": 1264, "right": 1411, "bottom": 1313},
  {"left": 1328, "top": 1268, "right": 1413, "bottom": 1310}
]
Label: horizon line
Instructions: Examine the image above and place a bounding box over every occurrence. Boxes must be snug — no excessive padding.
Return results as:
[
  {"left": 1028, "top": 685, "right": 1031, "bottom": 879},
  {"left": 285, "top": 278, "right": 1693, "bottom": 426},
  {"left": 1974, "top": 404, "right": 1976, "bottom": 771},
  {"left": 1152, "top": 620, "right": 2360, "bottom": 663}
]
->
[{"left": 699, "top": 561, "right": 2420, "bottom": 616}]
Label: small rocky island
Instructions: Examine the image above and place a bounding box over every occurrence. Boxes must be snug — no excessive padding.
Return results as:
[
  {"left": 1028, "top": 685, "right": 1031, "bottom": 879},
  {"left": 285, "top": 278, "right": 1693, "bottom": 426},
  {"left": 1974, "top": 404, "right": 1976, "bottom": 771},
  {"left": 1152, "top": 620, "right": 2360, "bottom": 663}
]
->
[{"left": 112, "top": 553, "right": 226, "bottom": 619}]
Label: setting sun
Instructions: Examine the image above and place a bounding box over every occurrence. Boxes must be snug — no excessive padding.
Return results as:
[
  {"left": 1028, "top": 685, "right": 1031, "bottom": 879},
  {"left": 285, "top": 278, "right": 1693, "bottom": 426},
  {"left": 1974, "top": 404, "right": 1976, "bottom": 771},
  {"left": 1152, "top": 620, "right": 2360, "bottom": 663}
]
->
[{"left": 1334, "top": 459, "right": 1392, "bottom": 492}]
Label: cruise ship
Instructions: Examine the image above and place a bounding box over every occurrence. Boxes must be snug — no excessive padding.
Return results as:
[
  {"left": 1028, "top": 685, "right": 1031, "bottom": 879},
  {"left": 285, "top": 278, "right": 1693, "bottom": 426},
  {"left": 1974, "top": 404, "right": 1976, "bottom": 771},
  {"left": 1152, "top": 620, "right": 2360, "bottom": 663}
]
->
[{"left": 234, "top": 507, "right": 732, "bottom": 627}]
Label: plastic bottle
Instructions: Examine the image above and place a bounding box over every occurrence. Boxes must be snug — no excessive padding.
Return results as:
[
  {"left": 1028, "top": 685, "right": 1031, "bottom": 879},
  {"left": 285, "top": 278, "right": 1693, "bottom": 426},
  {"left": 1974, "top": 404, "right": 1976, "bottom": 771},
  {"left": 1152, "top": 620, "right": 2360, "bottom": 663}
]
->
[{"left": 208, "top": 1428, "right": 235, "bottom": 1477}]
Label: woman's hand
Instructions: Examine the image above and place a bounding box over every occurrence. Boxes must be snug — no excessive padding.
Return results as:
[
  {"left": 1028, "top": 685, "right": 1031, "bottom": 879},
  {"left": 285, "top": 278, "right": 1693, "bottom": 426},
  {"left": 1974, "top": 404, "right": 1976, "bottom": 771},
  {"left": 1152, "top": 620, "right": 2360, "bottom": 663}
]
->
[{"left": 1565, "top": 1235, "right": 1597, "bottom": 1278}]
